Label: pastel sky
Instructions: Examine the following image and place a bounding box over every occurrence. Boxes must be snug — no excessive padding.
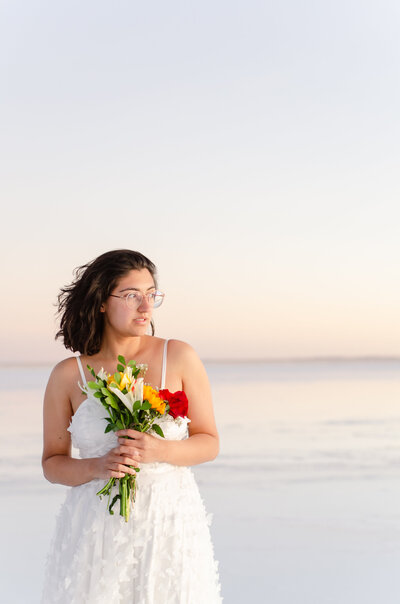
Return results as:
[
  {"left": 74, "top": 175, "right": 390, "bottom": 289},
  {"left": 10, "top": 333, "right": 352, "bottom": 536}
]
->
[{"left": 1, "top": 1, "right": 399, "bottom": 362}]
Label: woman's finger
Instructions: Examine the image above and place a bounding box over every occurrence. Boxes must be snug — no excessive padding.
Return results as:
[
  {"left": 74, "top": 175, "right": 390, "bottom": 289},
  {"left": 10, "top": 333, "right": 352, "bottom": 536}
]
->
[
  {"left": 120, "top": 455, "right": 139, "bottom": 465},
  {"left": 118, "top": 445, "right": 141, "bottom": 457},
  {"left": 116, "top": 428, "right": 142, "bottom": 439},
  {"left": 113, "top": 463, "right": 137, "bottom": 475}
]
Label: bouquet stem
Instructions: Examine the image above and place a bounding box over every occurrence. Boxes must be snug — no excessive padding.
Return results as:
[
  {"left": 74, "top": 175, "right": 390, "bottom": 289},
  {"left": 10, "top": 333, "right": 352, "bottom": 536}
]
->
[{"left": 96, "top": 473, "right": 138, "bottom": 522}]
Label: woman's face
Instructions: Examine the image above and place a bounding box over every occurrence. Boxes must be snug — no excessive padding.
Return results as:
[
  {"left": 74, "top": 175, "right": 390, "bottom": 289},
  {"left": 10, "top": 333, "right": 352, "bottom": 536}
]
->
[{"left": 101, "top": 268, "right": 157, "bottom": 337}]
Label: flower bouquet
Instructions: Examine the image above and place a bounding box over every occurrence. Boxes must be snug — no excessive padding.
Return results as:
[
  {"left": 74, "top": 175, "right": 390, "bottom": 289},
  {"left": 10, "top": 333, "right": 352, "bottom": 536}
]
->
[{"left": 82, "top": 355, "right": 188, "bottom": 522}]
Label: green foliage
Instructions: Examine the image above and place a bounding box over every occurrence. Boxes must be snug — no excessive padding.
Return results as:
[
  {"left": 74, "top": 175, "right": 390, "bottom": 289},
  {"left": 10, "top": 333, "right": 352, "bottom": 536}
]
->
[
  {"left": 117, "top": 355, "right": 126, "bottom": 365},
  {"left": 151, "top": 423, "right": 164, "bottom": 438},
  {"left": 105, "top": 396, "right": 120, "bottom": 411}
]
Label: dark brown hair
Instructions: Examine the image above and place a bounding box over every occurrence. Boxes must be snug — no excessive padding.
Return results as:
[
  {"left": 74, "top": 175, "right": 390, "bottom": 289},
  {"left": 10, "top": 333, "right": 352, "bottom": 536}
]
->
[{"left": 56, "top": 250, "right": 158, "bottom": 355}]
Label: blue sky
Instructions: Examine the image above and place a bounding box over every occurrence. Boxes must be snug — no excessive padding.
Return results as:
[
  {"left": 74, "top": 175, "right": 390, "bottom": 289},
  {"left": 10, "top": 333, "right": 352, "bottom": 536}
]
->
[{"left": 1, "top": 1, "right": 399, "bottom": 361}]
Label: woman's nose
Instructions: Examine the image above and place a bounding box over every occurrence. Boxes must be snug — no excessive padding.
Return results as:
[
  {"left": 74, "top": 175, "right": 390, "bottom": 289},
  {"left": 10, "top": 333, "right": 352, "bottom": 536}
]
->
[{"left": 138, "top": 295, "right": 151, "bottom": 311}]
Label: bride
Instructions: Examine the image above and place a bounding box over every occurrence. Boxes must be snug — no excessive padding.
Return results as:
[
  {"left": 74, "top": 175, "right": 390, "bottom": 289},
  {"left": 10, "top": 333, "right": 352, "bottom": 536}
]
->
[{"left": 41, "top": 249, "right": 222, "bottom": 603}]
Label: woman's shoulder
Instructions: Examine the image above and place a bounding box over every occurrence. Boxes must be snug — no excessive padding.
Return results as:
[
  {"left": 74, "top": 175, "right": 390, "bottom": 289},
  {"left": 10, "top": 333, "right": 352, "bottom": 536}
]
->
[
  {"left": 47, "top": 356, "right": 80, "bottom": 385},
  {"left": 164, "top": 339, "right": 203, "bottom": 371},
  {"left": 161, "top": 337, "right": 193, "bottom": 353}
]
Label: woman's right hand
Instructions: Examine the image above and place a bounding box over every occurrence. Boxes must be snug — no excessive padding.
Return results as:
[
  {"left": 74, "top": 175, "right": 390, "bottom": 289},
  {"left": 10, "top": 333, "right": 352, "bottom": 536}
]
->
[{"left": 94, "top": 446, "right": 140, "bottom": 479}]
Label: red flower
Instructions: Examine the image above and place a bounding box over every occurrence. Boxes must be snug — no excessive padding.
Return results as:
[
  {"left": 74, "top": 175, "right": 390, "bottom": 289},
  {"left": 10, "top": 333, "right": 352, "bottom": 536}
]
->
[{"left": 159, "top": 389, "right": 189, "bottom": 419}]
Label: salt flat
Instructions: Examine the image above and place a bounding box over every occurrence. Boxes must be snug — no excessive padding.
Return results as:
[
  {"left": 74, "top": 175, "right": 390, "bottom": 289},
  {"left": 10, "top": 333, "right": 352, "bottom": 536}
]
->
[{"left": 1, "top": 361, "right": 399, "bottom": 603}]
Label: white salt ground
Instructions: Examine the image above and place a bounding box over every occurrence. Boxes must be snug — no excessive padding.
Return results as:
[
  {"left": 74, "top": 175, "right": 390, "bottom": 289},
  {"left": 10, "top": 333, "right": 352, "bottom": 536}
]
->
[{"left": 1, "top": 360, "right": 399, "bottom": 604}]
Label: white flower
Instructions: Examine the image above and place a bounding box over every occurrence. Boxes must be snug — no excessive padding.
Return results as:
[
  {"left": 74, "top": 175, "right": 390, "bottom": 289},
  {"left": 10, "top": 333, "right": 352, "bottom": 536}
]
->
[
  {"left": 125, "top": 366, "right": 133, "bottom": 380},
  {"left": 137, "top": 363, "right": 148, "bottom": 376},
  {"left": 109, "top": 387, "right": 134, "bottom": 413},
  {"left": 132, "top": 377, "right": 143, "bottom": 404},
  {"left": 97, "top": 367, "right": 108, "bottom": 381},
  {"left": 109, "top": 377, "right": 144, "bottom": 414}
]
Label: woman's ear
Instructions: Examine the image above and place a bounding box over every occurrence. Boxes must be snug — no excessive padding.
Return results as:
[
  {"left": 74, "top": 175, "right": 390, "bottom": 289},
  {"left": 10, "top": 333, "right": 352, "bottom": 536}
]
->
[{"left": 100, "top": 304, "right": 105, "bottom": 313}]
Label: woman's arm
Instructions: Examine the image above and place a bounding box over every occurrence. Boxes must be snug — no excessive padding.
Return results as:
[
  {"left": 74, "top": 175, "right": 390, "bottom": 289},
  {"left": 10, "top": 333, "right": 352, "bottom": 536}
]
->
[
  {"left": 42, "top": 360, "right": 138, "bottom": 486},
  {"left": 117, "top": 341, "right": 220, "bottom": 466}
]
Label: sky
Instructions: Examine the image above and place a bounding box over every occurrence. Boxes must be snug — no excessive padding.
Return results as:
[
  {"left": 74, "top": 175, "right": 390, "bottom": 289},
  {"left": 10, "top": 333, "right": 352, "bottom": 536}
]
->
[{"left": 1, "top": 0, "right": 400, "bottom": 362}]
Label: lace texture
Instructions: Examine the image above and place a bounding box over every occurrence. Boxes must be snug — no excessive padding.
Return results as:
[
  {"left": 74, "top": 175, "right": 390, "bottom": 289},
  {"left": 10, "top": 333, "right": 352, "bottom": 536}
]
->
[{"left": 42, "top": 395, "right": 222, "bottom": 603}]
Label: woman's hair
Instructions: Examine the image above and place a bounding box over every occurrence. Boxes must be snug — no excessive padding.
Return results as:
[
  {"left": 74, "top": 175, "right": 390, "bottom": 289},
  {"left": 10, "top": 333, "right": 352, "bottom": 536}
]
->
[{"left": 56, "top": 249, "right": 158, "bottom": 355}]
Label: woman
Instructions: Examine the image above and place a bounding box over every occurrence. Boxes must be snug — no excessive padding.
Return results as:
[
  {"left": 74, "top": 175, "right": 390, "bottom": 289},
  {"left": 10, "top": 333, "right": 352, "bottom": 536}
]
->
[{"left": 41, "top": 249, "right": 222, "bottom": 603}]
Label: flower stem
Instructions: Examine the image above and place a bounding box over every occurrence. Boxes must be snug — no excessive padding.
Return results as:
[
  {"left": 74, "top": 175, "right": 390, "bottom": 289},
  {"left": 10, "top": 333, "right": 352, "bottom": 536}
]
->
[{"left": 96, "top": 477, "right": 115, "bottom": 497}]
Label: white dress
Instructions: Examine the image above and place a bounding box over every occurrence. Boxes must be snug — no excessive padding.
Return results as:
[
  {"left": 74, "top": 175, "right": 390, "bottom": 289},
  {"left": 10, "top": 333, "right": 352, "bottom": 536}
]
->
[{"left": 42, "top": 341, "right": 222, "bottom": 603}]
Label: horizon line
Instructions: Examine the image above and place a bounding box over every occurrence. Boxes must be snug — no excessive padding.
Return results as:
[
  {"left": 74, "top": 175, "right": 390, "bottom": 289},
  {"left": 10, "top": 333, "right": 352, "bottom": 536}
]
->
[{"left": 0, "top": 354, "right": 400, "bottom": 367}]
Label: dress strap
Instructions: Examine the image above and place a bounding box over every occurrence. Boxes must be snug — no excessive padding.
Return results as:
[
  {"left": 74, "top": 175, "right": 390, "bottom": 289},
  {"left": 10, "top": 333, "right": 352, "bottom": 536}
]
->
[
  {"left": 76, "top": 355, "right": 87, "bottom": 387},
  {"left": 160, "top": 339, "right": 169, "bottom": 389}
]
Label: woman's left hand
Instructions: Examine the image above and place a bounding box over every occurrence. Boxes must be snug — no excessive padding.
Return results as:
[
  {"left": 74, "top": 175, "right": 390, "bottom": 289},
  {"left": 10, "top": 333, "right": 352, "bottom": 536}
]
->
[{"left": 116, "top": 429, "right": 166, "bottom": 464}]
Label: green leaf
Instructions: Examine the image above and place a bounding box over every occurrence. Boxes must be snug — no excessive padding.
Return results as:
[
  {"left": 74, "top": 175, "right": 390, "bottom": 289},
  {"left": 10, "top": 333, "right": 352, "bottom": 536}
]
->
[
  {"left": 141, "top": 400, "right": 151, "bottom": 410},
  {"left": 122, "top": 407, "right": 132, "bottom": 424},
  {"left": 104, "top": 423, "right": 114, "bottom": 433},
  {"left": 106, "top": 396, "right": 120, "bottom": 411},
  {"left": 88, "top": 381, "right": 100, "bottom": 390},
  {"left": 151, "top": 423, "right": 165, "bottom": 438},
  {"left": 127, "top": 360, "right": 136, "bottom": 368},
  {"left": 118, "top": 355, "right": 126, "bottom": 366},
  {"left": 94, "top": 391, "right": 103, "bottom": 399},
  {"left": 101, "top": 387, "right": 111, "bottom": 396},
  {"left": 115, "top": 419, "right": 124, "bottom": 430},
  {"left": 87, "top": 364, "right": 96, "bottom": 377},
  {"left": 113, "top": 372, "right": 121, "bottom": 384},
  {"left": 133, "top": 400, "right": 141, "bottom": 412},
  {"left": 117, "top": 364, "right": 125, "bottom": 373}
]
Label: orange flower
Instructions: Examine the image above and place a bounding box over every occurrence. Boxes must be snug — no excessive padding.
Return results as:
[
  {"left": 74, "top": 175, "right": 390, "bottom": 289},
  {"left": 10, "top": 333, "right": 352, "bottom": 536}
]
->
[
  {"left": 143, "top": 385, "right": 166, "bottom": 414},
  {"left": 106, "top": 373, "right": 115, "bottom": 385}
]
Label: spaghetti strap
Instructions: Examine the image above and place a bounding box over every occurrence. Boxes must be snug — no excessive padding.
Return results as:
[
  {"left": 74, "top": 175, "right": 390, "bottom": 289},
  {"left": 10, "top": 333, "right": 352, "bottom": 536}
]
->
[
  {"left": 160, "top": 339, "right": 169, "bottom": 389},
  {"left": 76, "top": 355, "right": 87, "bottom": 387}
]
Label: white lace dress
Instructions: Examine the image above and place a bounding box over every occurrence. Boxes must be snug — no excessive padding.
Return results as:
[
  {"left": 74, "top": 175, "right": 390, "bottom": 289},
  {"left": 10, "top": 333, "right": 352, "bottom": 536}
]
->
[{"left": 42, "top": 357, "right": 221, "bottom": 603}]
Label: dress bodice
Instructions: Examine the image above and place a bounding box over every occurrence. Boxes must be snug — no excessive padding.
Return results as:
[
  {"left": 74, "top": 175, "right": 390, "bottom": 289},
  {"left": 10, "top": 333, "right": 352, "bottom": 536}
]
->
[
  {"left": 68, "top": 394, "right": 190, "bottom": 460},
  {"left": 68, "top": 340, "right": 190, "bottom": 469}
]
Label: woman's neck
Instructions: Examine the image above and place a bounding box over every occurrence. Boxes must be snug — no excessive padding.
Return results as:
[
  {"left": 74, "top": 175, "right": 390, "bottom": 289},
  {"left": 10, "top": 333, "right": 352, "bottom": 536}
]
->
[{"left": 95, "top": 334, "right": 149, "bottom": 362}]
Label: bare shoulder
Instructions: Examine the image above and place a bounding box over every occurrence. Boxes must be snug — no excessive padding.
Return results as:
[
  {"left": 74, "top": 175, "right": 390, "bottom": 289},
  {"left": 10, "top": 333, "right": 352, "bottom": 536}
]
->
[
  {"left": 46, "top": 357, "right": 80, "bottom": 394},
  {"left": 166, "top": 339, "right": 202, "bottom": 367},
  {"left": 48, "top": 356, "right": 79, "bottom": 380},
  {"left": 166, "top": 339, "right": 209, "bottom": 385}
]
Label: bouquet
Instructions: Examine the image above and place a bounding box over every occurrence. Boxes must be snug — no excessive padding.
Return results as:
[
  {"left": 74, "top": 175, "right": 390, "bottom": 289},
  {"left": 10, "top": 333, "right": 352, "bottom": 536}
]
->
[{"left": 82, "top": 355, "right": 189, "bottom": 522}]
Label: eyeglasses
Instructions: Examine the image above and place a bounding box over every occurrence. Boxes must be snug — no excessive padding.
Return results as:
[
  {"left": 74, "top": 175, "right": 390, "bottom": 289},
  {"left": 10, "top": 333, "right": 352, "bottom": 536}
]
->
[{"left": 109, "top": 290, "right": 165, "bottom": 309}]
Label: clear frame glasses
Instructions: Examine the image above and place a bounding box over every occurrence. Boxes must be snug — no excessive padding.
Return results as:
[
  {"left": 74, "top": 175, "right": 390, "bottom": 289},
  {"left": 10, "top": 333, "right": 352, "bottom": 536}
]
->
[{"left": 109, "top": 290, "right": 165, "bottom": 309}]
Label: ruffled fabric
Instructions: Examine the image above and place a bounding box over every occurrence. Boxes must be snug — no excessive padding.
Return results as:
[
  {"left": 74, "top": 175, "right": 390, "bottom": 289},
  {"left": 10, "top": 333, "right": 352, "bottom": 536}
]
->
[{"left": 42, "top": 396, "right": 222, "bottom": 603}]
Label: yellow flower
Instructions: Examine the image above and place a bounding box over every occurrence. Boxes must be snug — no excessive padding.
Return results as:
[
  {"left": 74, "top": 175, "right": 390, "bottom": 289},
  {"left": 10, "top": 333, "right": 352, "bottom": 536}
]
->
[
  {"left": 143, "top": 385, "right": 166, "bottom": 415},
  {"left": 107, "top": 371, "right": 134, "bottom": 391},
  {"left": 119, "top": 373, "right": 131, "bottom": 390}
]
